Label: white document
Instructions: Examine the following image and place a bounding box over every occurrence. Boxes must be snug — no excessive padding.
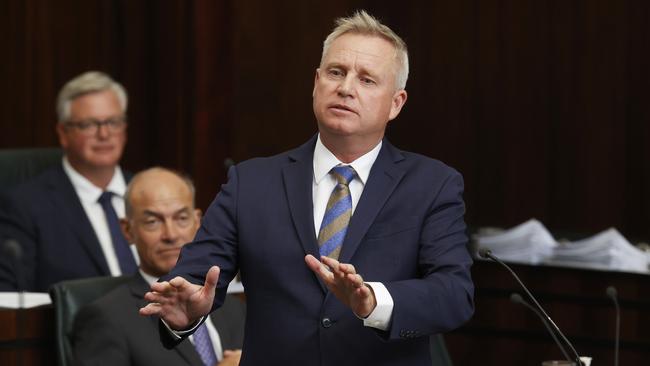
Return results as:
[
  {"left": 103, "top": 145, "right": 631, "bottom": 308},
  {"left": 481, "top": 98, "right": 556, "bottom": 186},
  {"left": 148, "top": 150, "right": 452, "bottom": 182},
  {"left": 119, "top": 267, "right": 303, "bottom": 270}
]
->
[{"left": 0, "top": 292, "right": 51, "bottom": 309}]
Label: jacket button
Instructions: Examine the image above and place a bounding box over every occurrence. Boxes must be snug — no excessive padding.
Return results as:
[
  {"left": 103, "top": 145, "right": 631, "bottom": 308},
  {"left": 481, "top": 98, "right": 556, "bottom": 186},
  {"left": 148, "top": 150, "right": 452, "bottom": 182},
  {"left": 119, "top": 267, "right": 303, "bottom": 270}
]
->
[{"left": 321, "top": 318, "right": 332, "bottom": 328}]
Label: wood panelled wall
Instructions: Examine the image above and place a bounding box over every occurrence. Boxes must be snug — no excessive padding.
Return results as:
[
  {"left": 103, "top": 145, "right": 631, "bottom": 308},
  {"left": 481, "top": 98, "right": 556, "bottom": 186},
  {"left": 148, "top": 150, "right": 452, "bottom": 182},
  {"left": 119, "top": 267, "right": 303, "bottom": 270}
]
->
[{"left": 1, "top": 0, "right": 649, "bottom": 238}]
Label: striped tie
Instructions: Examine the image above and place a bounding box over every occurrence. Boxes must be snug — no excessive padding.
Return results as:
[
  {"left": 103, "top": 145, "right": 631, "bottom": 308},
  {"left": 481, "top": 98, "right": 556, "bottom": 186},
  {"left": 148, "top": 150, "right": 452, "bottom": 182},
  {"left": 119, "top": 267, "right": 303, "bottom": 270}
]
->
[
  {"left": 193, "top": 322, "right": 218, "bottom": 366},
  {"left": 318, "top": 165, "right": 356, "bottom": 260}
]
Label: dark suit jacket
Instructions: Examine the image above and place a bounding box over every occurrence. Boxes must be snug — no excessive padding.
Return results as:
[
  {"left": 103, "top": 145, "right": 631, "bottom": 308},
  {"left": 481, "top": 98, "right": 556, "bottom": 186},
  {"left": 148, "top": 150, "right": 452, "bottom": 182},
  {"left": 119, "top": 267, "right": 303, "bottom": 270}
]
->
[
  {"left": 73, "top": 273, "right": 245, "bottom": 366},
  {"left": 0, "top": 164, "right": 129, "bottom": 292},
  {"left": 165, "top": 136, "right": 474, "bottom": 366}
]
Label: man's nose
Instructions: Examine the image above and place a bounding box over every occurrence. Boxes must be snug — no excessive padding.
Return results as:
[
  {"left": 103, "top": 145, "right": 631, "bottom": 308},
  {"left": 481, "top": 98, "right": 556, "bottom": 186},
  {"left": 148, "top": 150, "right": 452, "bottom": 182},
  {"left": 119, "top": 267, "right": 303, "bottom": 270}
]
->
[
  {"left": 160, "top": 220, "right": 179, "bottom": 243},
  {"left": 96, "top": 122, "right": 110, "bottom": 139},
  {"left": 336, "top": 75, "right": 355, "bottom": 97}
]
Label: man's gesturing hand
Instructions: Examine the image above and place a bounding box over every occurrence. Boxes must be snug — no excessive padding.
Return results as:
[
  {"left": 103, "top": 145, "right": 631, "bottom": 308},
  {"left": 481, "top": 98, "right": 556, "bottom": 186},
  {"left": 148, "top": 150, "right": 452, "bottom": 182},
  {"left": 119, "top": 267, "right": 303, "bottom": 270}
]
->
[
  {"left": 305, "top": 255, "right": 377, "bottom": 318},
  {"left": 139, "top": 266, "right": 220, "bottom": 330}
]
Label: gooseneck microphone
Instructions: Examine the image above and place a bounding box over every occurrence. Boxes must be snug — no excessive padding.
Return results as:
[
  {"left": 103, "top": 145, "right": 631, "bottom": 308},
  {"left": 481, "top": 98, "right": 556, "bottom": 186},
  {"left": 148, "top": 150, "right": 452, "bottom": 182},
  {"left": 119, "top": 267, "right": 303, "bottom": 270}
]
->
[
  {"left": 606, "top": 286, "right": 620, "bottom": 366},
  {"left": 4, "top": 238, "right": 25, "bottom": 366},
  {"left": 510, "top": 292, "right": 571, "bottom": 361},
  {"left": 478, "top": 248, "right": 583, "bottom": 366},
  {"left": 3, "top": 239, "right": 25, "bottom": 303}
]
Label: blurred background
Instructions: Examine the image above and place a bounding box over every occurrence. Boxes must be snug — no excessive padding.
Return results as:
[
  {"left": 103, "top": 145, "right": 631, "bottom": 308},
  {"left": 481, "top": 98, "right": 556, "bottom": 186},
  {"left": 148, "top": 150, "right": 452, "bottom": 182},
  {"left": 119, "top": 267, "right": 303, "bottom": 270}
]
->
[
  {"left": 2, "top": 1, "right": 650, "bottom": 365},
  {"left": 3, "top": 0, "right": 649, "bottom": 239}
]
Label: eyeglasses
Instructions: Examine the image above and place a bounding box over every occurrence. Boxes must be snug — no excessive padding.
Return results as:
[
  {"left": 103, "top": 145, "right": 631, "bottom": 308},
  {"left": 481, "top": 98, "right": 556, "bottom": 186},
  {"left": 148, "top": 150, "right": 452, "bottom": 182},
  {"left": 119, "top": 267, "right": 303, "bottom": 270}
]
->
[{"left": 64, "top": 116, "right": 127, "bottom": 135}]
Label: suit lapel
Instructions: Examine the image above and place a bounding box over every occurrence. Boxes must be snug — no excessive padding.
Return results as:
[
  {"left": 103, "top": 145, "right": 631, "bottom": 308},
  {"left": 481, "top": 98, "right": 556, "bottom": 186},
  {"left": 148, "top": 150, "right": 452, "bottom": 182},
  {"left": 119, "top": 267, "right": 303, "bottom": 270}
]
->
[
  {"left": 130, "top": 274, "right": 203, "bottom": 366},
  {"left": 282, "top": 136, "right": 327, "bottom": 292},
  {"left": 282, "top": 137, "right": 320, "bottom": 259},
  {"left": 47, "top": 166, "right": 110, "bottom": 274},
  {"left": 339, "top": 140, "right": 405, "bottom": 263}
]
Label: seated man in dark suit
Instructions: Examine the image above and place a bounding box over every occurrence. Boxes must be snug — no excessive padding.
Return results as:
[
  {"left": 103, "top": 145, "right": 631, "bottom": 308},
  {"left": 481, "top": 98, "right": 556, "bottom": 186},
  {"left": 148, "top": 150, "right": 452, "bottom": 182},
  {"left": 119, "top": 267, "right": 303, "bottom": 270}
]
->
[
  {"left": 73, "top": 167, "right": 244, "bottom": 366},
  {"left": 0, "top": 71, "right": 138, "bottom": 292}
]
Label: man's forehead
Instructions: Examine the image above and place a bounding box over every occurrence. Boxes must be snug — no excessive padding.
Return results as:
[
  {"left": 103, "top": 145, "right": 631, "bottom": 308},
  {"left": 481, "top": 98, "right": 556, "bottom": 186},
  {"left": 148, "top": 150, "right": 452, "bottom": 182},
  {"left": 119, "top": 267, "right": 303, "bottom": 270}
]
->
[{"left": 324, "top": 34, "right": 395, "bottom": 66}]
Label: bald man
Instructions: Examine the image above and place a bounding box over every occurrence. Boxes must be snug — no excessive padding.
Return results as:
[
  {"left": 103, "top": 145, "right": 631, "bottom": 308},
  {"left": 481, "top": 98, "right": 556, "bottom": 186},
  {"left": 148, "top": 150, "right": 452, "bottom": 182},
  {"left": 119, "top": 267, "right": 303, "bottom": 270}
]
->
[{"left": 73, "top": 167, "right": 245, "bottom": 366}]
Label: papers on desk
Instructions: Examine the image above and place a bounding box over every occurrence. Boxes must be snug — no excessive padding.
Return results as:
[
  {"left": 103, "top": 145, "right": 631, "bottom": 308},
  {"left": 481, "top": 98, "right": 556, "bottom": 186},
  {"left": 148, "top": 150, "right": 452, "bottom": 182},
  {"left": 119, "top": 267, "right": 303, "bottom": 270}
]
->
[
  {"left": 551, "top": 228, "right": 649, "bottom": 273},
  {"left": 475, "top": 219, "right": 557, "bottom": 264},
  {"left": 0, "top": 292, "right": 51, "bottom": 309},
  {"left": 475, "top": 219, "right": 650, "bottom": 274}
]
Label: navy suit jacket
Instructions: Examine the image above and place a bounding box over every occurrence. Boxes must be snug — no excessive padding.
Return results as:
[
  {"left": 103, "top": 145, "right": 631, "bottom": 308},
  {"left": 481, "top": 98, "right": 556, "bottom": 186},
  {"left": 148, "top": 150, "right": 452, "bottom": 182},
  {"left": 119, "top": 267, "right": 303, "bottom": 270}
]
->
[
  {"left": 0, "top": 164, "right": 128, "bottom": 292},
  {"left": 73, "top": 273, "right": 245, "bottom": 366},
  {"left": 165, "top": 136, "right": 474, "bottom": 366}
]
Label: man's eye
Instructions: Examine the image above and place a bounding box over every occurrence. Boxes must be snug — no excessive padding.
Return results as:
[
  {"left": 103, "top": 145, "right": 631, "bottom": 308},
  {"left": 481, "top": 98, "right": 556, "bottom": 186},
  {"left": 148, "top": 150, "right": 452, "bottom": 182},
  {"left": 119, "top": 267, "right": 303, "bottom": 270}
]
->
[
  {"left": 77, "top": 121, "right": 94, "bottom": 130},
  {"left": 360, "top": 77, "right": 375, "bottom": 85},
  {"left": 143, "top": 219, "right": 160, "bottom": 228},
  {"left": 328, "top": 69, "right": 344, "bottom": 77}
]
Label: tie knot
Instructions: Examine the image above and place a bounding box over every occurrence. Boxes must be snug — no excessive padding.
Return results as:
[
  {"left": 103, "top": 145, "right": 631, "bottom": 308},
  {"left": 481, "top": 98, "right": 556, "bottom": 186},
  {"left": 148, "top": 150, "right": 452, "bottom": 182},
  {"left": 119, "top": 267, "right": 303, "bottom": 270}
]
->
[
  {"left": 331, "top": 165, "right": 356, "bottom": 185},
  {"left": 98, "top": 191, "right": 114, "bottom": 204}
]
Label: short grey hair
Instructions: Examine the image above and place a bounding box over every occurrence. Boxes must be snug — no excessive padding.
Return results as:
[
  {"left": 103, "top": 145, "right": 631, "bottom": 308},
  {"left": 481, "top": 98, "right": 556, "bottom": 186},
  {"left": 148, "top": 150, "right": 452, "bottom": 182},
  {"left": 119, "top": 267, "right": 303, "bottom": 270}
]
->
[
  {"left": 124, "top": 167, "right": 196, "bottom": 218},
  {"left": 320, "top": 10, "right": 409, "bottom": 90},
  {"left": 56, "top": 71, "right": 128, "bottom": 122}
]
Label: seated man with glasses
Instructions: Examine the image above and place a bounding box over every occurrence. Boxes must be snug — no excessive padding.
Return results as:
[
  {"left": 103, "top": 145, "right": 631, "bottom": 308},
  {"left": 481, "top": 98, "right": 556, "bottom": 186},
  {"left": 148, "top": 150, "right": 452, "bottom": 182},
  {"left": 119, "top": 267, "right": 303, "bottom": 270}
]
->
[{"left": 0, "top": 71, "right": 137, "bottom": 292}]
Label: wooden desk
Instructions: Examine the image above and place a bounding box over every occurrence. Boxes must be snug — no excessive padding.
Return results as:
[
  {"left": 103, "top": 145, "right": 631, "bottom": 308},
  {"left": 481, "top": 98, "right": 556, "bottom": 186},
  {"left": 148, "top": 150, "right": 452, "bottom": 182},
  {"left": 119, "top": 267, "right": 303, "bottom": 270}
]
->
[
  {"left": 0, "top": 305, "right": 55, "bottom": 366},
  {"left": 446, "top": 260, "right": 650, "bottom": 365}
]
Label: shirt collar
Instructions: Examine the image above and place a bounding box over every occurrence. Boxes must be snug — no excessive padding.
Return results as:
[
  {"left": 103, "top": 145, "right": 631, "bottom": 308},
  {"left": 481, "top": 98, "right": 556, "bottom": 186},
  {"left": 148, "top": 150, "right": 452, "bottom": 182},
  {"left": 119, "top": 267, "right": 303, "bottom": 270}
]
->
[
  {"left": 313, "top": 134, "right": 382, "bottom": 185},
  {"left": 62, "top": 156, "right": 126, "bottom": 204},
  {"left": 139, "top": 269, "right": 158, "bottom": 286}
]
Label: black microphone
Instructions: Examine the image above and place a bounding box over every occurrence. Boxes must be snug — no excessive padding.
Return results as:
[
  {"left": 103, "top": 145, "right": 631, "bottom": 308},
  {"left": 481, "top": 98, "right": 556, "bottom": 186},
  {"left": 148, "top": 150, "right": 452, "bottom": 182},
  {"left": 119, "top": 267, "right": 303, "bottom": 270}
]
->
[
  {"left": 224, "top": 158, "right": 235, "bottom": 170},
  {"left": 606, "top": 286, "right": 620, "bottom": 366},
  {"left": 510, "top": 292, "right": 571, "bottom": 361},
  {"left": 478, "top": 248, "right": 583, "bottom": 366},
  {"left": 4, "top": 238, "right": 25, "bottom": 366},
  {"left": 3, "top": 239, "right": 25, "bottom": 300}
]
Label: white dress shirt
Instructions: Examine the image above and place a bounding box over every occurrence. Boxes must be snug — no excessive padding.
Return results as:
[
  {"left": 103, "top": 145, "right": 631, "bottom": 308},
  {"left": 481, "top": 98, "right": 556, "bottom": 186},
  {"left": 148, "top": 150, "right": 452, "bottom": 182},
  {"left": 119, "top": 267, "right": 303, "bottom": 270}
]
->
[
  {"left": 140, "top": 270, "right": 224, "bottom": 360},
  {"left": 62, "top": 157, "right": 139, "bottom": 275},
  {"left": 169, "top": 135, "right": 395, "bottom": 337},
  {"left": 312, "top": 134, "right": 394, "bottom": 331}
]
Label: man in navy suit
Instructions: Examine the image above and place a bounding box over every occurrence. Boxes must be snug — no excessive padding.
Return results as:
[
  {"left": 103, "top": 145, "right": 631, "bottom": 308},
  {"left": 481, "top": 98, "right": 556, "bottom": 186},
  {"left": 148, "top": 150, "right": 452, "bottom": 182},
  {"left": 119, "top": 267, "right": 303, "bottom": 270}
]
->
[
  {"left": 141, "top": 11, "right": 474, "bottom": 365},
  {"left": 0, "top": 71, "right": 137, "bottom": 292},
  {"left": 73, "top": 168, "right": 244, "bottom": 366}
]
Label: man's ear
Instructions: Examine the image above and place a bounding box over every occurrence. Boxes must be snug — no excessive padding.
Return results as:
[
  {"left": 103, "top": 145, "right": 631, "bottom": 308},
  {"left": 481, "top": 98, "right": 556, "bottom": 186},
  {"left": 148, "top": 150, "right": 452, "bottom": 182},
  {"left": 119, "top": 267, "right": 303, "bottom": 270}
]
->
[
  {"left": 313, "top": 69, "right": 321, "bottom": 97},
  {"left": 388, "top": 89, "right": 408, "bottom": 121},
  {"left": 120, "top": 218, "right": 134, "bottom": 245},
  {"left": 192, "top": 209, "right": 202, "bottom": 231},
  {"left": 56, "top": 123, "right": 69, "bottom": 149}
]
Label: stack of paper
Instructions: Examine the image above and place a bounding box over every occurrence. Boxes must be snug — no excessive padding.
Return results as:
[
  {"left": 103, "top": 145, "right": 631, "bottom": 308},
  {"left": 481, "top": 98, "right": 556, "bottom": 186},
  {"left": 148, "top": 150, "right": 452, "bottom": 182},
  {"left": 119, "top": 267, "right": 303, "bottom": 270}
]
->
[
  {"left": 475, "top": 219, "right": 557, "bottom": 264},
  {"left": 549, "top": 228, "right": 649, "bottom": 273}
]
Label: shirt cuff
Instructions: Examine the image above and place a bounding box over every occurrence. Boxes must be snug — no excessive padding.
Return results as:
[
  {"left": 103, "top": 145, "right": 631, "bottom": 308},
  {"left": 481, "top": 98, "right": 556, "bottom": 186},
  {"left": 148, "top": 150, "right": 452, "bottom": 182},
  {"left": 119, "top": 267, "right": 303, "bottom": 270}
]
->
[
  {"left": 162, "top": 316, "right": 205, "bottom": 339},
  {"left": 359, "top": 282, "right": 393, "bottom": 331}
]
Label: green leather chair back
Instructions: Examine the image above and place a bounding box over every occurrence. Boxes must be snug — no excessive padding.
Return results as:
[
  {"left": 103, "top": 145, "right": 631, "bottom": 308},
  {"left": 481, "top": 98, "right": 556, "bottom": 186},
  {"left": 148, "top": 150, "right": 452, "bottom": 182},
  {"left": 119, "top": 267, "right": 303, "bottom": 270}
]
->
[
  {"left": 49, "top": 276, "right": 130, "bottom": 366},
  {"left": 0, "top": 147, "right": 62, "bottom": 190},
  {"left": 431, "top": 334, "right": 453, "bottom": 366}
]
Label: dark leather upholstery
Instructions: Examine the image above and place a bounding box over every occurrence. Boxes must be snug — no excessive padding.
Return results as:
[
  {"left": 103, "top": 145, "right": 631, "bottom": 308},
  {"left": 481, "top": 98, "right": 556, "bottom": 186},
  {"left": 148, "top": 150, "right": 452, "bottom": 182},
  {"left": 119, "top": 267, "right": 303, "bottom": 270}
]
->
[
  {"left": 0, "top": 147, "right": 62, "bottom": 190},
  {"left": 49, "top": 275, "right": 130, "bottom": 366},
  {"left": 430, "top": 334, "right": 453, "bottom": 366}
]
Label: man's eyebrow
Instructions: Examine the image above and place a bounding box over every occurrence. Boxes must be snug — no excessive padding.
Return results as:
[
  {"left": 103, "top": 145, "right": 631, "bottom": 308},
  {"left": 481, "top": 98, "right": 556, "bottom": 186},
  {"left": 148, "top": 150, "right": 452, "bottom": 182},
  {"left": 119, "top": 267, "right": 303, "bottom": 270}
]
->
[
  {"left": 141, "top": 207, "right": 191, "bottom": 218},
  {"left": 173, "top": 207, "right": 191, "bottom": 215},
  {"left": 142, "top": 209, "right": 163, "bottom": 219}
]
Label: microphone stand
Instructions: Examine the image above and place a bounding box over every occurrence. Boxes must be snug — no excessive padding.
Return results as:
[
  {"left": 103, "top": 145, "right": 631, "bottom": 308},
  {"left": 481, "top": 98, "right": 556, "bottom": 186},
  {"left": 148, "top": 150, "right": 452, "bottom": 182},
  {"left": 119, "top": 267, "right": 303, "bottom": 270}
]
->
[
  {"left": 510, "top": 292, "right": 572, "bottom": 362},
  {"left": 606, "top": 286, "right": 620, "bottom": 366},
  {"left": 479, "top": 248, "right": 583, "bottom": 366}
]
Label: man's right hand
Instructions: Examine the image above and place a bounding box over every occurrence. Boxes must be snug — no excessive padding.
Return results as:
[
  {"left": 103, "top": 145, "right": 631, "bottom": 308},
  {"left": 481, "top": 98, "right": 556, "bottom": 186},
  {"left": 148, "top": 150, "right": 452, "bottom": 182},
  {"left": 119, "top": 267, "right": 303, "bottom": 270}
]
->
[
  {"left": 139, "top": 266, "right": 220, "bottom": 330},
  {"left": 217, "top": 349, "right": 242, "bottom": 366}
]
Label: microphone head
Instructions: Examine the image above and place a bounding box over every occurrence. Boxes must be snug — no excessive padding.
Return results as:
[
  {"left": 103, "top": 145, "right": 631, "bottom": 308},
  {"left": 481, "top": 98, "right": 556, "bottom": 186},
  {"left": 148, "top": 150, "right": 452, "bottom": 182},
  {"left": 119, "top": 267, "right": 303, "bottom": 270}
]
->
[
  {"left": 510, "top": 293, "right": 524, "bottom": 304},
  {"left": 223, "top": 158, "right": 235, "bottom": 170},
  {"left": 3, "top": 239, "right": 22, "bottom": 260},
  {"left": 478, "top": 247, "right": 492, "bottom": 259},
  {"left": 606, "top": 286, "right": 618, "bottom": 299}
]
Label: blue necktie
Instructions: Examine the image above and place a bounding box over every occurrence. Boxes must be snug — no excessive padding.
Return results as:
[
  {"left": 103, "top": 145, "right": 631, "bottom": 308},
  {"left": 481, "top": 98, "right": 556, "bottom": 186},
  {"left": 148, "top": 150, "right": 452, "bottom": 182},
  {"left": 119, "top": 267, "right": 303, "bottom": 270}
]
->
[
  {"left": 193, "top": 322, "right": 218, "bottom": 366},
  {"left": 97, "top": 191, "right": 137, "bottom": 274},
  {"left": 318, "top": 165, "right": 356, "bottom": 260}
]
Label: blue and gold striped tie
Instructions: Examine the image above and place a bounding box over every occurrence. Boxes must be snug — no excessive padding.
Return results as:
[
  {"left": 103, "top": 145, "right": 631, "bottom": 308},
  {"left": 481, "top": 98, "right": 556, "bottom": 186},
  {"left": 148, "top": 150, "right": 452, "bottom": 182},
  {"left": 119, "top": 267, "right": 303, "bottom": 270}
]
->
[{"left": 318, "top": 165, "right": 356, "bottom": 260}]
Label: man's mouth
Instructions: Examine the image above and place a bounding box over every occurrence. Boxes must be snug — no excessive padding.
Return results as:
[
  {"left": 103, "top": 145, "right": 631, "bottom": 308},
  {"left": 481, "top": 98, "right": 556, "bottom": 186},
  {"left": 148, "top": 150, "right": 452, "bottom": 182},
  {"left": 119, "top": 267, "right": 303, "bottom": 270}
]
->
[{"left": 329, "top": 103, "right": 357, "bottom": 114}]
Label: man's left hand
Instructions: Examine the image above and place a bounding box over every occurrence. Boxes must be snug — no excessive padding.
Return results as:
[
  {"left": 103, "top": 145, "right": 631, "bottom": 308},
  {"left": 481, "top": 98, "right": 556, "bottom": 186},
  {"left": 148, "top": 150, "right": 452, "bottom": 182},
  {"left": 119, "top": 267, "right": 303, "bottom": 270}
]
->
[{"left": 305, "top": 254, "right": 377, "bottom": 317}]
